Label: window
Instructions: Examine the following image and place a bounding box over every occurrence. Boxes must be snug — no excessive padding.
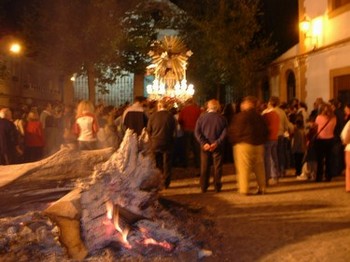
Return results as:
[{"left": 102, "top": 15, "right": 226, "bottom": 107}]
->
[
  {"left": 329, "top": 0, "right": 350, "bottom": 17},
  {"left": 333, "top": 0, "right": 350, "bottom": 9},
  {"left": 333, "top": 74, "right": 350, "bottom": 104}
]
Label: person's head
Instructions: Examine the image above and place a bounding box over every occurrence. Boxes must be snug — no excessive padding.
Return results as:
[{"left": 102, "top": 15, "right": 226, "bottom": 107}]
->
[
  {"left": 185, "top": 97, "right": 195, "bottom": 105},
  {"left": 268, "top": 96, "right": 280, "bottom": 108},
  {"left": 45, "top": 102, "right": 53, "bottom": 112},
  {"left": 344, "top": 103, "right": 350, "bottom": 116},
  {"left": 134, "top": 96, "right": 147, "bottom": 106},
  {"left": 240, "top": 96, "right": 258, "bottom": 111},
  {"left": 299, "top": 101, "right": 308, "bottom": 111},
  {"left": 329, "top": 98, "right": 342, "bottom": 110},
  {"left": 12, "top": 108, "right": 25, "bottom": 120},
  {"left": 319, "top": 103, "right": 334, "bottom": 118},
  {"left": 314, "top": 97, "right": 324, "bottom": 108},
  {"left": 0, "top": 108, "right": 12, "bottom": 120},
  {"left": 27, "top": 111, "right": 39, "bottom": 121},
  {"left": 76, "top": 100, "right": 95, "bottom": 117},
  {"left": 64, "top": 104, "right": 73, "bottom": 114},
  {"left": 207, "top": 99, "right": 220, "bottom": 112},
  {"left": 290, "top": 98, "right": 299, "bottom": 107},
  {"left": 157, "top": 100, "right": 167, "bottom": 111}
]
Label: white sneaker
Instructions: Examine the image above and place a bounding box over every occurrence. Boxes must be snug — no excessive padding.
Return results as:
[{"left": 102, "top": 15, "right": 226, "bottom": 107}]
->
[
  {"left": 296, "top": 174, "right": 308, "bottom": 180},
  {"left": 268, "top": 178, "right": 278, "bottom": 186}
]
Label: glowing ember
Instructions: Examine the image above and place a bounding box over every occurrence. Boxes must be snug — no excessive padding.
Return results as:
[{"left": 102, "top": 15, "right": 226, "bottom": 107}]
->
[
  {"left": 105, "top": 202, "right": 173, "bottom": 251},
  {"left": 106, "top": 201, "right": 114, "bottom": 220},
  {"left": 143, "top": 238, "right": 173, "bottom": 251}
]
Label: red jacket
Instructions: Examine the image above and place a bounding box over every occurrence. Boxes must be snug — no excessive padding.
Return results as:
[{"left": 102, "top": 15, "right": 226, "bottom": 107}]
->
[
  {"left": 25, "top": 121, "right": 45, "bottom": 147},
  {"left": 178, "top": 104, "right": 202, "bottom": 132}
]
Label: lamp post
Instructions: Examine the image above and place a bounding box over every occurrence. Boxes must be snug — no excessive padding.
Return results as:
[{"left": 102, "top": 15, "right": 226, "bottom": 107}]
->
[{"left": 8, "top": 42, "right": 23, "bottom": 95}]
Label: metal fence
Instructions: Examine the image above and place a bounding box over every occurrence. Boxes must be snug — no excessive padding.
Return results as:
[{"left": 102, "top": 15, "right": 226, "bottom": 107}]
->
[{"left": 73, "top": 74, "right": 134, "bottom": 107}]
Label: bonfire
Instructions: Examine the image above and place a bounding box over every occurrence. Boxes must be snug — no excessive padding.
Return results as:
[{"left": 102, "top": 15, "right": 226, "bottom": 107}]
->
[{"left": 0, "top": 129, "right": 210, "bottom": 261}]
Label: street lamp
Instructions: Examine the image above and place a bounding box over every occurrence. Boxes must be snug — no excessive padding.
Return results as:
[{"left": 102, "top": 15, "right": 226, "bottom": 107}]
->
[
  {"left": 9, "top": 43, "right": 22, "bottom": 55},
  {"left": 299, "top": 16, "right": 311, "bottom": 36},
  {"left": 299, "top": 16, "right": 323, "bottom": 50}
]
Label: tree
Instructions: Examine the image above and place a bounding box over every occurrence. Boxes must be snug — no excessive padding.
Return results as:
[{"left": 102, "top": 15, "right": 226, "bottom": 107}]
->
[
  {"left": 22, "top": 0, "right": 186, "bottom": 103},
  {"left": 22, "top": 0, "right": 142, "bottom": 103},
  {"left": 171, "top": 0, "right": 276, "bottom": 102}
]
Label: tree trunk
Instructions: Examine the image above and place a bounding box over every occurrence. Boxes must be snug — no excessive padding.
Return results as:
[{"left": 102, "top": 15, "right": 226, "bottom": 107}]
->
[
  {"left": 0, "top": 146, "right": 114, "bottom": 217},
  {"left": 87, "top": 62, "right": 96, "bottom": 104}
]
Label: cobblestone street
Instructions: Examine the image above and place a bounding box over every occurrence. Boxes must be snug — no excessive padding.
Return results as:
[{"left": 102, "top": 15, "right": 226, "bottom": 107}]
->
[{"left": 161, "top": 164, "right": 350, "bottom": 261}]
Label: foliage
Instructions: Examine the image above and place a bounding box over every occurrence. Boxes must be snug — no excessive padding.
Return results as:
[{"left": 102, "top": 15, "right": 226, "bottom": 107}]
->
[
  {"left": 23, "top": 0, "right": 129, "bottom": 75},
  {"left": 22, "top": 0, "right": 187, "bottom": 98},
  {"left": 173, "top": 0, "right": 276, "bottom": 102}
]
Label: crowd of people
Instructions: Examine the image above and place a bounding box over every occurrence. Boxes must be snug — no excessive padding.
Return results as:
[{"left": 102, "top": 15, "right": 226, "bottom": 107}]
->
[{"left": 1, "top": 94, "right": 349, "bottom": 194}]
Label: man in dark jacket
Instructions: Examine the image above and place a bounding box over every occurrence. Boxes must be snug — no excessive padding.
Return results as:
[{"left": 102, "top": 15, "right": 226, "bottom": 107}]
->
[
  {"left": 0, "top": 108, "right": 21, "bottom": 165},
  {"left": 195, "top": 99, "right": 227, "bottom": 193},
  {"left": 147, "top": 100, "right": 176, "bottom": 188},
  {"left": 228, "top": 96, "right": 269, "bottom": 195},
  {"left": 123, "top": 96, "right": 148, "bottom": 136}
]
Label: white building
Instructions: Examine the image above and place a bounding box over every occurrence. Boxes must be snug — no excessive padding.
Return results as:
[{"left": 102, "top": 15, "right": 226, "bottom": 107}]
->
[{"left": 269, "top": 0, "right": 350, "bottom": 109}]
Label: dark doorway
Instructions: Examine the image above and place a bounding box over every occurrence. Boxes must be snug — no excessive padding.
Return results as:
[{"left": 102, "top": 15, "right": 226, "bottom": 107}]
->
[
  {"left": 286, "top": 70, "right": 296, "bottom": 102},
  {"left": 334, "top": 74, "right": 350, "bottom": 105}
]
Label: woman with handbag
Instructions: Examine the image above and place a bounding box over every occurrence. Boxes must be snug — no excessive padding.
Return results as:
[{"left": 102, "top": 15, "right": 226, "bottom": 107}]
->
[
  {"left": 340, "top": 103, "right": 350, "bottom": 192},
  {"left": 314, "top": 103, "right": 337, "bottom": 182}
]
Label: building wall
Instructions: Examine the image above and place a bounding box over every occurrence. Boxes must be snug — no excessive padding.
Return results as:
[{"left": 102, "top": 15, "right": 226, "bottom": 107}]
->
[
  {"left": 0, "top": 56, "right": 62, "bottom": 109},
  {"left": 268, "top": 0, "right": 350, "bottom": 110}
]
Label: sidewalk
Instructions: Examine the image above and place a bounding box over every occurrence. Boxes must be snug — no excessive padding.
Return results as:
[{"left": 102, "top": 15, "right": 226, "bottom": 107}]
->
[{"left": 161, "top": 164, "right": 350, "bottom": 261}]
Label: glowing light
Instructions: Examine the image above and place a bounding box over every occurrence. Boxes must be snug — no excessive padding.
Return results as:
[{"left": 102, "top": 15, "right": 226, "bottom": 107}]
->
[
  {"left": 312, "top": 18, "right": 323, "bottom": 37},
  {"left": 106, "top": 201, "right": 114, "bottom": 220},
  {"left": 146, "top": 36, "right": 195, "bottom": 103},
  {"left": 9, "top": 43, "right": 21, "bottom": 54},
  {"left": 299, "top": 15, "right": 323, "bottom": 49},
  {"left": 143, "top": 238, "right": 173, "bottom": 251},
  {"left": 300, "top": 17, "right": 311, "bottom": 34},
  {"left": 146, "top": 78, "right": 195, "bottom": 103}
]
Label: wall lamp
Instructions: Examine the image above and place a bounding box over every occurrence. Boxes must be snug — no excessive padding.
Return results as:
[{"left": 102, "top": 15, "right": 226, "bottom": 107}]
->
[{"left": 299, "top": 16, "right": 323, "bottom": 50}]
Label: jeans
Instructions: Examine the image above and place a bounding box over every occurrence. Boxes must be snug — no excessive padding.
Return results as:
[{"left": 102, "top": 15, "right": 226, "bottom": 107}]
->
[
  {"left": 264, "top": 140, "right": 279, "bottom": 180},
  {"left": 277, "top": 136, "right": 289, "bottom": 176}
]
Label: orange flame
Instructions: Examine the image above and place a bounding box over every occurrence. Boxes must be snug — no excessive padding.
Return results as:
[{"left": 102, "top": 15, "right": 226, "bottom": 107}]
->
[
  {"left": 106, "top": 200, "right": 114, "bottom": 220},
  {"left": 105, "top": 201, "right": 131, "bottom": 249}
]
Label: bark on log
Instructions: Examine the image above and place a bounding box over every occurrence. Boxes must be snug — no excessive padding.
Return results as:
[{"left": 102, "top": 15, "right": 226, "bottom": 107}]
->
[
  {"left": 0, "top": 145, "right": 114, "bottom": 188},
  {"left": 0, "top": 145, "right": 114, "bottom": 217}
]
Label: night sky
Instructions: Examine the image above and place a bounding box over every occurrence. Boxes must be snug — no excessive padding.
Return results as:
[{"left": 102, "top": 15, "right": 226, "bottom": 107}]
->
[
  {"left": 262, "top": 0, "right": 299, "bottom": 56},
  {"left": 0, "top": 0, "right": 299, "bottom": 57}
]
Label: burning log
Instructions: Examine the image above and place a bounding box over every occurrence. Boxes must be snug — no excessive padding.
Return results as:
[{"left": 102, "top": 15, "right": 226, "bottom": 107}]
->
[
  {"left": 44, "top": 129, "right": 199, "bottom": 260},
  {"left": 0, "top": 146, "right": 114, "bottom": 217},
  {"left": 0, "top": 145, "right": 114, "bottom": 188},
  {"left": 80, "top": 129, "right": 164, "bottom": 253}
]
